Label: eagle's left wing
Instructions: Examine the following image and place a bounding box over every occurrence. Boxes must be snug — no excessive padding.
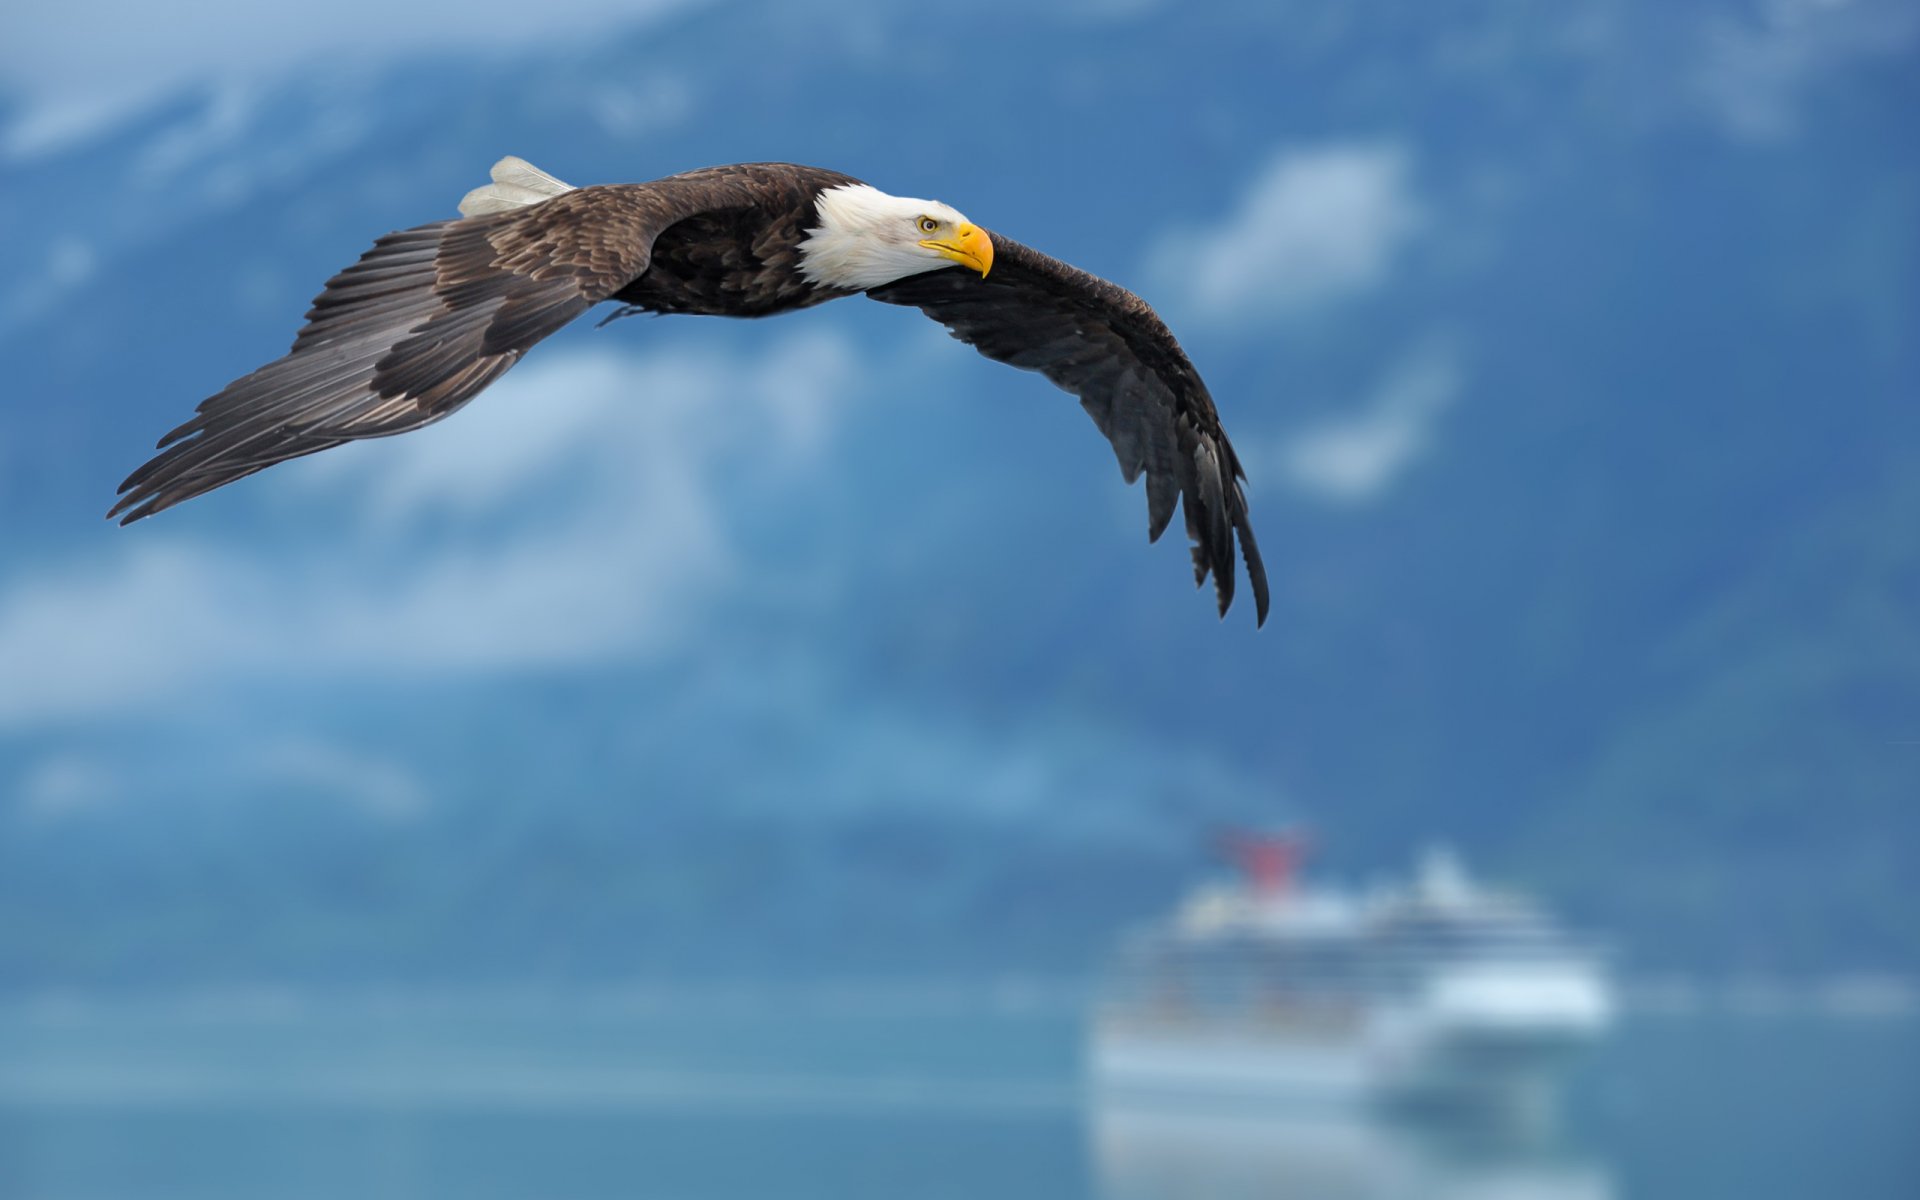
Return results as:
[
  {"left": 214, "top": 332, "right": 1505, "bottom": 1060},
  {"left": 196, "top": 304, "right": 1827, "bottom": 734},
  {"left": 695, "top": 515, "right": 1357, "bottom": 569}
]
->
[{"left": 866, "top": 232, "right": 1269, "bottom": 626}]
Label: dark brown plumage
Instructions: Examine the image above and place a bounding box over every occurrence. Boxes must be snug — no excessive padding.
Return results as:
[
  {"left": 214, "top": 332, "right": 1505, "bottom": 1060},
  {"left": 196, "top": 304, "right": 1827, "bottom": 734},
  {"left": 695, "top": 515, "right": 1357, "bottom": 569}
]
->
[
  {"left": 868, "top": 235, "right": 1266, "bottom": 625},
  {"left": 112, "top": 160, "right": 1269, "bottom": 625}
]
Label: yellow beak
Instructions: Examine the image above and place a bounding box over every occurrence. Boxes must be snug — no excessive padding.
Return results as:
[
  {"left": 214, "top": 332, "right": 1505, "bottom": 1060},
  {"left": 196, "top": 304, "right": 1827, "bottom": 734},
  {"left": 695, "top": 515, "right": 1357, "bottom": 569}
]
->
[{"left": 921, "top": 222, "right": 993, "bottom": 278}]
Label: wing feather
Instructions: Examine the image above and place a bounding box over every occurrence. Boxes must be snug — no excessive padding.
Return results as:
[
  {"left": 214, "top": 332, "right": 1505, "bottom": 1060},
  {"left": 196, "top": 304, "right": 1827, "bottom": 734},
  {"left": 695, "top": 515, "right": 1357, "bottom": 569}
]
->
[
  {"left": 867, "top": 233, "right": 1269, "bottom": 625},
  {"left": 110, "top": 182, "right": 717, "bottom": 523}
]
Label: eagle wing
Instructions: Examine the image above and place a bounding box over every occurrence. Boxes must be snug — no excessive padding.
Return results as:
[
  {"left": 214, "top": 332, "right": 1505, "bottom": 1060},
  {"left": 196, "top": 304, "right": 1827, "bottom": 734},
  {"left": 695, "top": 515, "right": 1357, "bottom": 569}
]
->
[
  {"left": 111, "top": 185, "right": 691, "bottom": 523},
  {"left": 866, "top": 233, "right": 1270, "bottom": 626}
]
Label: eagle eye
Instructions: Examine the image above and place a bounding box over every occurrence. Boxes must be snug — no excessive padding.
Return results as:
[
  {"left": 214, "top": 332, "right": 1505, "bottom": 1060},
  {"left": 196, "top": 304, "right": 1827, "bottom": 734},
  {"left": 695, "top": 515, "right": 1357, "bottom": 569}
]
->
[{"left": 917, "top": 216, "right": 939, "bottom": 234}]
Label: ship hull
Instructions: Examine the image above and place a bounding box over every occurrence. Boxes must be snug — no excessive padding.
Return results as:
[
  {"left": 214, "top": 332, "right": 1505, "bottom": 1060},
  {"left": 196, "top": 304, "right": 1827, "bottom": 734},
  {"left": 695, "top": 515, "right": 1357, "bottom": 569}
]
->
[
  {"left": 1089, "top": 1022, "right": 1372, "bottom": 1107},
  {"left": 1089, "top": 1013, "right": 1598, "bottom": 1117}
]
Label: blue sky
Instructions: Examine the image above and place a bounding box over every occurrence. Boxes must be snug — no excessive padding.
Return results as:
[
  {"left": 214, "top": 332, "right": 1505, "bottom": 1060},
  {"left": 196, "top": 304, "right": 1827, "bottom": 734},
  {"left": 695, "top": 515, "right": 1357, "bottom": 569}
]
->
[
  {"left": 1, "top": 0, "right": 697, "bottom": 155},
  {"left": 0, "top": 0, "right": 1913, "bottom": 979}
]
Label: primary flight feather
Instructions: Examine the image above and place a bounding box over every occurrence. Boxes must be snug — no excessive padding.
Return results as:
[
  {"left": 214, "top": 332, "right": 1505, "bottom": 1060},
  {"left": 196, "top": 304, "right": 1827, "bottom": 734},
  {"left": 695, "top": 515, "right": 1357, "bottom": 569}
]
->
[{"left": 112, "top": 157, "right": 1269, "bottom": 625}]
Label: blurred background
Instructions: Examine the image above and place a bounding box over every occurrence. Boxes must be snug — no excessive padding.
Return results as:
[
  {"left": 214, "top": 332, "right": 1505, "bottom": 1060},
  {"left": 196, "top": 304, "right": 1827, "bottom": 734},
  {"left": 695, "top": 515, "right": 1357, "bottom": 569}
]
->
[{"left": 0, "top": 0, "right": 1915, "bottom": 1197}]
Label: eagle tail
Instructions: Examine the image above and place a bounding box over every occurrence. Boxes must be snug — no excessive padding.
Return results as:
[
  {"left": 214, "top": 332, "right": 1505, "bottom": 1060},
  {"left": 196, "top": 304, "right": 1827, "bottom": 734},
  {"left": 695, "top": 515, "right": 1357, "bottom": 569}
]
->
[{"left": 457, "top": 155, "right": 577, "bottom": 217}]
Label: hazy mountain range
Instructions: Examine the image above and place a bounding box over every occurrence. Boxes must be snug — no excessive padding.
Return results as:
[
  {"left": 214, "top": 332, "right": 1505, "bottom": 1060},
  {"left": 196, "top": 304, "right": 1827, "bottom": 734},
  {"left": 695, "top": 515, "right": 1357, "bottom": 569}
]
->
[{"left": 0, "top": 0, "right": 1913, "bottom": 987}]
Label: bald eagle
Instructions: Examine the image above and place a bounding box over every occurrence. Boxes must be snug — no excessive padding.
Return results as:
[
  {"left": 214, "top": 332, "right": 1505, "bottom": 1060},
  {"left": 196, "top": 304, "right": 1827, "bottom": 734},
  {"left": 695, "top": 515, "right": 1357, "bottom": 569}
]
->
[{"left": 112, "top": 158, "right": 1269, "bottom": 624}]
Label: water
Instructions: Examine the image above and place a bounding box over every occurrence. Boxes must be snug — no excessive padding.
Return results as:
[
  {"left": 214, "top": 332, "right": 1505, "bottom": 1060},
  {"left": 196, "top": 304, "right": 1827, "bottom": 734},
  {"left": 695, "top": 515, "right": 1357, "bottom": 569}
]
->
[{"left": 1, "top": 989, "right": 1914, "bottom": 1199}]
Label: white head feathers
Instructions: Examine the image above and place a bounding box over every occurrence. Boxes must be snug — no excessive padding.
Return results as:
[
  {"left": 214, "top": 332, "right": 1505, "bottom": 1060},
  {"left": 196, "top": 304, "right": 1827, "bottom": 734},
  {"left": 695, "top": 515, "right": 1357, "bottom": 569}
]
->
[{"left": 798, "top": 184, "right": 976, "bottom": 291}]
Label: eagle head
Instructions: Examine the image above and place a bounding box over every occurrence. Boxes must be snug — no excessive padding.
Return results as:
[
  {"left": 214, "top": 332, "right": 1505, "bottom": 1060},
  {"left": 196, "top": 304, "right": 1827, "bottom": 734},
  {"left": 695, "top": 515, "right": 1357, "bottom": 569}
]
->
[{"left": 799, "top": 183, "right": 993, "bottom": 291}]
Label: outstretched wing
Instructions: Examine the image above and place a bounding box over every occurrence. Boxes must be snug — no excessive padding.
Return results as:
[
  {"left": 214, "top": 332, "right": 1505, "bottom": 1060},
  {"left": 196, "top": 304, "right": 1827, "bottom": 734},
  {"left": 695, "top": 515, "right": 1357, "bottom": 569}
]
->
[
  {"left": 866, "top": 233, "right": 1269, "bottom": 626},
  {"left": 112, "top": 185, "right": 676, "bottom": 523}
]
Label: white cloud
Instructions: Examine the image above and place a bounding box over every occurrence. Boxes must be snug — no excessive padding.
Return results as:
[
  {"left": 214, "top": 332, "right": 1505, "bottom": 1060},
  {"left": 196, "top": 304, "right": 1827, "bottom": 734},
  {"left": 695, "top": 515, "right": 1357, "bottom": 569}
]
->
[
  {"left": 793, "top": 705, "right": 1273, "bottom": 838},
  {"left": 1151, "top": 143, "right": 1422, "bottom": 324},
  {"left": 127, "top": 82, "right": 254, "bottom": 180},
  {"left": 1694, "top": 0, "right": 1917, "bottom": 142},
  {"left": 0, "top": 544, "right": 270, "bottom": 725},
  {"left": 0, "top": 0, "right": 701, "bottom": 159},
  {"left": 307, "top": 332, "right": 857, "bottom": 522},
  {"left": 0, "top": 83, "right": 160, "bottom": 161},
  {"left": 1277, "top": 343, "right": 1462, "bottom": 504},
  {"left": 586, "top": 77, "right": 694, "bottom": 140},
  {"left": 243, "top": 739, "right": 431, "bottom": 820},
  {"left": 10, "top": 741, "right": 429, "bottom": 820},
  {"left": 1, "top": 237, "right": 99, "bottom": 327},
  {"left": 0, "top": 332, "right": 864, "bottom": 727},
  {"left": 659, "top": 643, "right": 1280, "bottom": 839},
  {"left": 14, "top": 756, "right": 123, "bottom": 819}
]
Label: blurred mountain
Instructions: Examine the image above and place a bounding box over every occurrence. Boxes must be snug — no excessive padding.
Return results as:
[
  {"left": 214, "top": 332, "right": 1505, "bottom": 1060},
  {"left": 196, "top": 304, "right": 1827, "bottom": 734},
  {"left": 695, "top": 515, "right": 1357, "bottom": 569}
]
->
[{"left": 0, "top": 0, "right": 1914, "bottom": 988}]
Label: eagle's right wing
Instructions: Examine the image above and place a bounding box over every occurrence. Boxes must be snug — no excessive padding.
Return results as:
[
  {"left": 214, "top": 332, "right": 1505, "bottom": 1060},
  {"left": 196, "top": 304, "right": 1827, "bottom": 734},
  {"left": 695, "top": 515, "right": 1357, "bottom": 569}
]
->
[{"left": 112, "top": 180, "right": 710, "bottom": 524}]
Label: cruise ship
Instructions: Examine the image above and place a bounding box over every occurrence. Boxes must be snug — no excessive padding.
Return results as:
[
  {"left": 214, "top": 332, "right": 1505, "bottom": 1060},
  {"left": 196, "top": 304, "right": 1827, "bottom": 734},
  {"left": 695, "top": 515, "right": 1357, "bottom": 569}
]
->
[{"left": 1089, "top": 836, "right": 1612, "bottom": 1115}]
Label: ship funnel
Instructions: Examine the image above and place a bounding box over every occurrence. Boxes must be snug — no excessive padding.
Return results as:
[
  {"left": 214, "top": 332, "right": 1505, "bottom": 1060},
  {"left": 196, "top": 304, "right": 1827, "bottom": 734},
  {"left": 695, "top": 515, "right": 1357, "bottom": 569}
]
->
[{"left": 1220, "top": 830, "right": 1312, "bottom": 900}]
